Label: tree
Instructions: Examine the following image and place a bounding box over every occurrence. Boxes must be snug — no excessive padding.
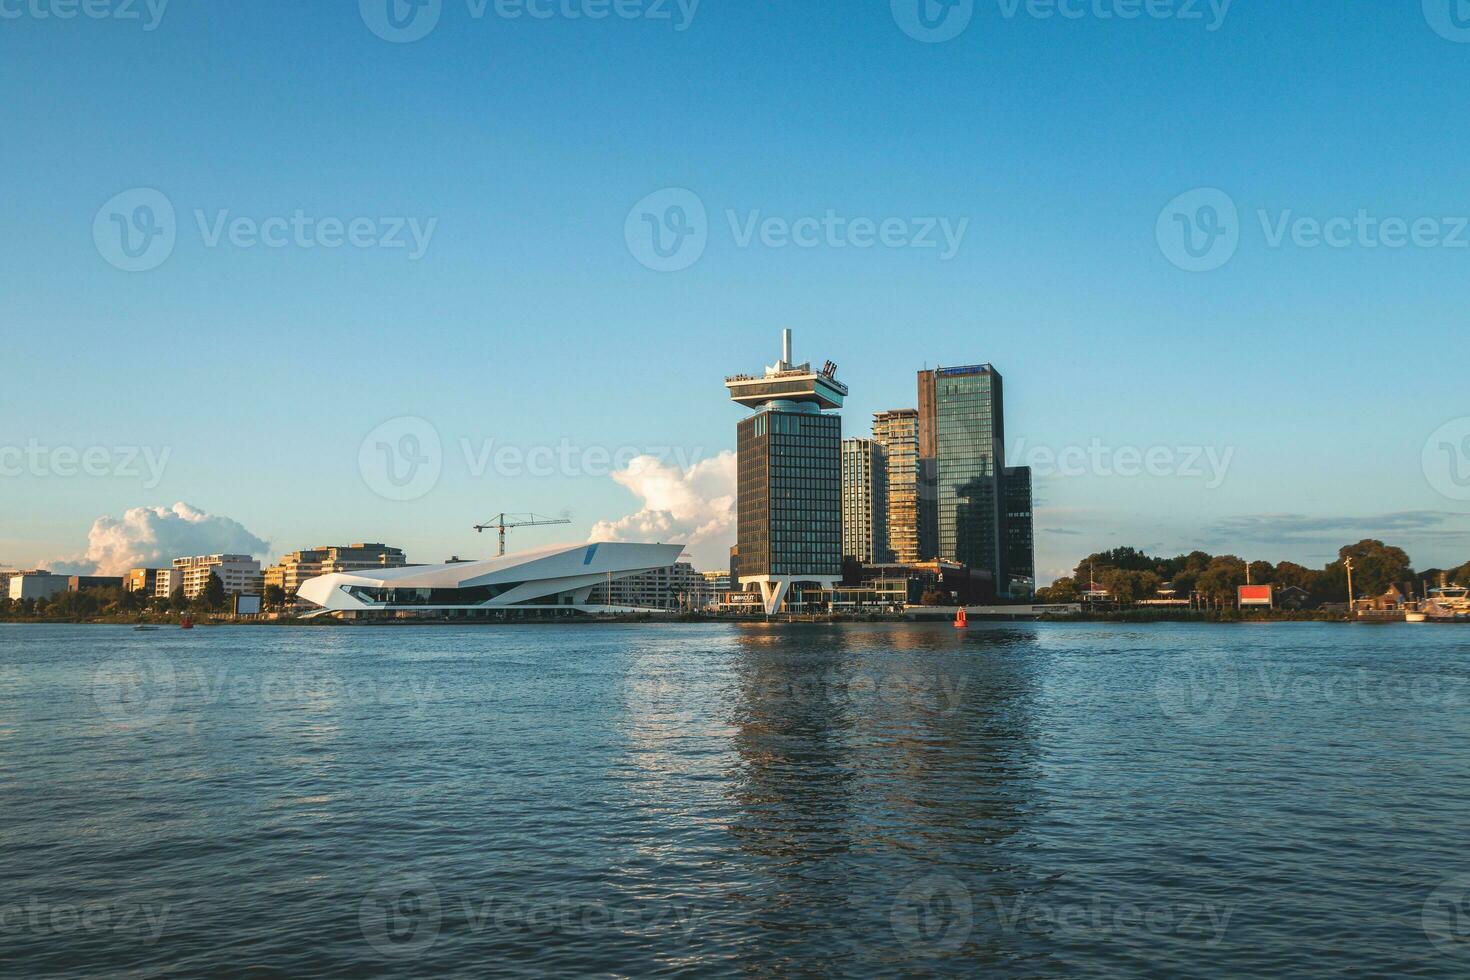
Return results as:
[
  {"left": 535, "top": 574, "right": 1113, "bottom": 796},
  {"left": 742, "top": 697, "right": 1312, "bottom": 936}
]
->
[
  {"left": 1101, "top": 568, "right": 1161, "bottom": 605},
  {"left": 1333, "top": 539, "right": 1412, "bottom": 598},
  {"left": 1037, "top": 577, "right": 1079, "bottom": 603},
  {"left": 1247, "top": 561, "right": 1275, "bottom": 585},
  {"left": 264, "top": 584, "right": 286, "bottom": 609},
  {"left": 199, "top": 571, "right": 227, "bottom": 611},
  {"left": 1195, "top": 556, "right": 1246, "bottom": 606}
]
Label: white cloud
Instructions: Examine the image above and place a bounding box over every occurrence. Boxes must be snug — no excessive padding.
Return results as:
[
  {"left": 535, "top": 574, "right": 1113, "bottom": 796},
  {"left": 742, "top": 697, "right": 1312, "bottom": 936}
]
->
[
  {"left": 589, "top": 452, "right": 735, "bottom": 569},
  {"left": 52, "top": 503, "right": 269, "bottom": 575}
]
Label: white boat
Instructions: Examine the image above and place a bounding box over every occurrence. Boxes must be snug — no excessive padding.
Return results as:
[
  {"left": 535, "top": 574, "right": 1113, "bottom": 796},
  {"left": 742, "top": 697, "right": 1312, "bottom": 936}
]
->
[
  {"left": 1422, "top": 584, "right": 1470, "bottom": 623},
  {"left": 1405, "top": 611, "right": 1427, "bottom": 623}
]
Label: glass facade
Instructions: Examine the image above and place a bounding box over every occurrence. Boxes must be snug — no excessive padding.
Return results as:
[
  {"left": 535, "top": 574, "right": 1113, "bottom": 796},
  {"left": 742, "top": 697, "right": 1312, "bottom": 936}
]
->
[
  {"left": 929, "top": 365, "right": 1006, "bottom": 578},
  {"left": 737, "top": 409, "right": 842, "bottom": 579},
  {"left": 1002, "top": 465, "right": 1034, "bottom": 595}
]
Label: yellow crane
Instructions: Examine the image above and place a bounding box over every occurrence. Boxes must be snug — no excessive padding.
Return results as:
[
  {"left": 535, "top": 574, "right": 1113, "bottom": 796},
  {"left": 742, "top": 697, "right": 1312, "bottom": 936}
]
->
[{"left": 473, "top": 512, "right": 572, "bottom": 558}]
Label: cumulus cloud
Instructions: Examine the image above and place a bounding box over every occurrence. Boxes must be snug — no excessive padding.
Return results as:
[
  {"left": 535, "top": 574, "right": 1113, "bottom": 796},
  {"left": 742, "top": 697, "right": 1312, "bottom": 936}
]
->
[
  {"left": 589, "top": 452, "right": 735, "bottom": 568},
  {"left": 53, "top": 503, "right": 269, "bottom": 575}
]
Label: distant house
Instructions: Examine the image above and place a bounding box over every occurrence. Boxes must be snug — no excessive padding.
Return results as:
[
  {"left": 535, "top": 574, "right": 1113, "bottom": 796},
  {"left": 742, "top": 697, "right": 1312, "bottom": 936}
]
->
[
  {"left": 1366, "top": 586, "right": 1406, "bottom": 611},
  {"left": 1275, "top": 585, "right": 1311, "bottom": 610},
  {"left": 1138, "top": 582, "right": 1191, "bottom": 607}
]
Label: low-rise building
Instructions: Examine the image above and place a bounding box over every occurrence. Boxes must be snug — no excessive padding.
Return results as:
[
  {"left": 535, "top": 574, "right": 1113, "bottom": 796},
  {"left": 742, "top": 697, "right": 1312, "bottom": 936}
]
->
[
  {"left": 587, "top": 561, "right": 702, "bottom": 611},
  {"left": 68, "top": 575, "right": 123, "bottom": 592},
  {"left": 264, "top": 543, "right": 407, "bottom": 595},
  {"left": 9, "top": 571, "right": 68, "bottom": 602},
  {"left": 174, "top": 555, "right": 263, "bottom": 598},
  {"left": 124, "top": 568, "right": 173, "bottom": 595},
  {"left": 698, "top": 571, "right": 731, "bottom": 609}
]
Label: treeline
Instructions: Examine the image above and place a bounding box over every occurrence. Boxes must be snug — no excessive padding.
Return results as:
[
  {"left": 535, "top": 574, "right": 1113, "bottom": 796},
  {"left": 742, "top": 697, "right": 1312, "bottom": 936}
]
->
[
  {"left": 0, "top": 572, "right": 265, "bottom": 622},
  {"left": 1036, "top": 540, "right": 1469, "bottom": 606}
]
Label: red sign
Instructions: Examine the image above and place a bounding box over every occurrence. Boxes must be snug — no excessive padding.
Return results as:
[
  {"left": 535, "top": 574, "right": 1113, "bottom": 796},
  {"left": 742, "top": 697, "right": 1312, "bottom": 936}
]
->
[{"left": 1238, "top": 585, "right": 1273, "bottom": 606}]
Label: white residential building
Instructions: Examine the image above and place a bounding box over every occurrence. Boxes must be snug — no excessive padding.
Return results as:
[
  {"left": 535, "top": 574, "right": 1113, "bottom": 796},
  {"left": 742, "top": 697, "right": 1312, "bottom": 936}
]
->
[
  {"left": 174, "top": 554, "right": 263, "bottom": 598},
  {"left": 8, "top": 571, "right": 68, "bottom": 602}
]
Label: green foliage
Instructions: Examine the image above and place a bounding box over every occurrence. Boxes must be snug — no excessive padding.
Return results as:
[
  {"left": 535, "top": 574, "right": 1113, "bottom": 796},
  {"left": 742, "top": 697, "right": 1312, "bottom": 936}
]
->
[{"left": 1036, "top": 576, "right": 1079, "bottom": 603}]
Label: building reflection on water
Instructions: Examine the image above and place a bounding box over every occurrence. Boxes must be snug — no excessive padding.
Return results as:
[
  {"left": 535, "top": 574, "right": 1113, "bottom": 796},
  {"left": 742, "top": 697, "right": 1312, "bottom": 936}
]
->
[{"left": 716, "top": 623, "right": 1051, "bottom": 965}]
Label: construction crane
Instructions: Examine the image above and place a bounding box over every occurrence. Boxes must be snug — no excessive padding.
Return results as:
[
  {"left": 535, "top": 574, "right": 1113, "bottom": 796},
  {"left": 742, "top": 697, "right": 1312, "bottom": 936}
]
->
[{"left": 473, "top": 512, "right": 572, "bottom": 558}]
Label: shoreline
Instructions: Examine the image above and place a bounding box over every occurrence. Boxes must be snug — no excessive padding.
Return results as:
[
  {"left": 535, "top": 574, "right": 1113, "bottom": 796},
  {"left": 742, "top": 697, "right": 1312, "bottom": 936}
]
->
[{"left": 0, "top": 610, "right": 1365, "bottom": 627}]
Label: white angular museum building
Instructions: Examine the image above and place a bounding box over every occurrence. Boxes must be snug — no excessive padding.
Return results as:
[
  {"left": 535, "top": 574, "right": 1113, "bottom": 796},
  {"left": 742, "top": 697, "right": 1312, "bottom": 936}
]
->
[{"left": 295, "top": 542, "right": 686, "bottom": 619}]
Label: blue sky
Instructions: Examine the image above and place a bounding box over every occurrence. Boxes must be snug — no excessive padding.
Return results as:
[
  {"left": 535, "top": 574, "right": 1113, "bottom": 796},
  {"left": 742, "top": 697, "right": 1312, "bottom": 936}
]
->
[{"left": 2, "top": 0, "right": 1469, "bottom": 581}]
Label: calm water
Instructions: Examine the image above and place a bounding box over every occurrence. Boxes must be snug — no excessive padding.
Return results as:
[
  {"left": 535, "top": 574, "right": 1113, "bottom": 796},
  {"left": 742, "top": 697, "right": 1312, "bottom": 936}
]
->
[{"left": 3, "top": 621, "right": 1470, "bottom": 977}]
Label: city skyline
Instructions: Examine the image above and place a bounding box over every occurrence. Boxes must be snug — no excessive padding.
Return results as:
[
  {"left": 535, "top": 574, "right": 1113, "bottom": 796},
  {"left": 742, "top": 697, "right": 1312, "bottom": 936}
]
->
[{"left": 4, "top": 4, "right": 1470, "bottom": 581}]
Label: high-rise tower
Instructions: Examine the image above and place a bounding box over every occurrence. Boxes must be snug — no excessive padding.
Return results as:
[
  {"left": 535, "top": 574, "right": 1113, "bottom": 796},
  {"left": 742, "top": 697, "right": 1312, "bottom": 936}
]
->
[{"left": 726, "top": 330, "right": 847, "bottom": 614}]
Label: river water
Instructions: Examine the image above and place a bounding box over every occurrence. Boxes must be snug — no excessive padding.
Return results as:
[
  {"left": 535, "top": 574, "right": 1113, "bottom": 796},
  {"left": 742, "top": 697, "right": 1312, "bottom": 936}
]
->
[{"left": 3, "top": 621, "right": 1468, "bottom": 976}]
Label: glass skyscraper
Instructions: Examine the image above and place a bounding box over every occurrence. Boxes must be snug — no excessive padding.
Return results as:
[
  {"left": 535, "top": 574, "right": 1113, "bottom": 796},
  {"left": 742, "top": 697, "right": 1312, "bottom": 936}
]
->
[{"left": 919, "top": 364, "right": 1018, "bottom": 595}]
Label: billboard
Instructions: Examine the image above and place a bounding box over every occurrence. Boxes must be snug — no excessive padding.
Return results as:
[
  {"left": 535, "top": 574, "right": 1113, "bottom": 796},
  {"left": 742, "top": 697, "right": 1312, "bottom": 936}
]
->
[
  {"left": 1238, "top": 585, "right": 1273, "bottom": 607},
  {"left": 234, "top": 594, "right": 263, "bottom": 616}
]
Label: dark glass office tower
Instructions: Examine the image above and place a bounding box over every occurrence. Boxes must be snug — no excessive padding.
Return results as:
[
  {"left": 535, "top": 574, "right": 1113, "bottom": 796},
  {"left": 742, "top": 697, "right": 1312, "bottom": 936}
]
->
[
  {"left": 1002, "top": 465, "right": 1034, "bottom": 599},
  {"left": 727, "top": 330, "right": 847, "bottom": 613},
  {"left": 920, "top": 364, "right": 1007, "bottom": 588}
]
